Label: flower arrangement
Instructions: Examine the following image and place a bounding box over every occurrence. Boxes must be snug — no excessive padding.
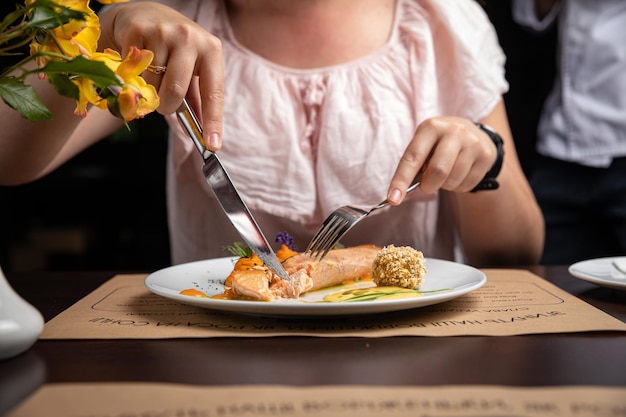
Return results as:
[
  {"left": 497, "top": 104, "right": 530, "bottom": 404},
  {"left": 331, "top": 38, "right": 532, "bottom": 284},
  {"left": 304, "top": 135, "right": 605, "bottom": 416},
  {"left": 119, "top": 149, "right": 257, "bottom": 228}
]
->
[{"left": 0, "top": 0, "right": 159, "bottom": 126}]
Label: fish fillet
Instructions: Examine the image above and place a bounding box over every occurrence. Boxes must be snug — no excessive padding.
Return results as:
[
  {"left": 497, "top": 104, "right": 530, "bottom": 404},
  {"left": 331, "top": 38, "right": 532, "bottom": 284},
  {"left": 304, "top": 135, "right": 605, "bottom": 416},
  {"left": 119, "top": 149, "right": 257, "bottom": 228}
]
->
[{"left": 227, "top": 245, "right": 381, "bottom": 301}]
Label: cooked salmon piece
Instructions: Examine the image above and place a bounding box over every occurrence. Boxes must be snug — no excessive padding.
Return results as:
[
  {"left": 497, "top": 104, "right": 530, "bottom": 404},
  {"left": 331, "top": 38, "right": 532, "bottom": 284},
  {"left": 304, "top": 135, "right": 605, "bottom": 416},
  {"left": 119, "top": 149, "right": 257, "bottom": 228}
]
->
[
  {"left": 228, "top": 268, "right": 272, "bottom": 301},
  {"left": 227, "top": 244, "right": 381, "bottom": 301}
]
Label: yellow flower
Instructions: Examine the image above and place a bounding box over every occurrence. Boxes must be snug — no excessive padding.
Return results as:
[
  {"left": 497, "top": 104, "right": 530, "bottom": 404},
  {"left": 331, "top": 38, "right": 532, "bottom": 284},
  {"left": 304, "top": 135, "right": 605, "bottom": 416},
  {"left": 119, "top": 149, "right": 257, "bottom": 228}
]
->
[
  {"left": 3, "top": 0, "right": 157, "bottom": 122},
  {"left": 71, "top": 48, "right": 120, "bottom": 117},
  {"left": 73, "top": 76, "right": 101, "bottom": 118},
  {"left": 85, "top": 46, "right": 160, "bottom": 121},
  {"left": 29, "top": 0, "right": 100, "bottom": 66},
  {"left": 115, "top": 46, "right": 159, "bottom": 119}
]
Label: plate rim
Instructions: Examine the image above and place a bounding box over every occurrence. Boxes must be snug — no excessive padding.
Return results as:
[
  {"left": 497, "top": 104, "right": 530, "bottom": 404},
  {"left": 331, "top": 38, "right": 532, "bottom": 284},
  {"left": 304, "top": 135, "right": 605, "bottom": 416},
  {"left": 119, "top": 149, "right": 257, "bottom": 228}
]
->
[
  {"left": 145, "top": 257, "right": 487, "bottom": 317},
  {"left": 568, "top": 256, "right": 626, "bottom": 290}
]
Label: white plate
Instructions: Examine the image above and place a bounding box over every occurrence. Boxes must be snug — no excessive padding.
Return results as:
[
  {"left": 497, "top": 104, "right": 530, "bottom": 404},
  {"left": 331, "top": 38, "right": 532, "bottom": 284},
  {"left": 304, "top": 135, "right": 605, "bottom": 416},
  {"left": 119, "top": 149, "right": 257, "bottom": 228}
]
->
[
  {"left": 568, "top": 257, "right": 626, "bottom": 291},
  {"left": 145, "top": 257, "right": 487, "bottom": 317}
]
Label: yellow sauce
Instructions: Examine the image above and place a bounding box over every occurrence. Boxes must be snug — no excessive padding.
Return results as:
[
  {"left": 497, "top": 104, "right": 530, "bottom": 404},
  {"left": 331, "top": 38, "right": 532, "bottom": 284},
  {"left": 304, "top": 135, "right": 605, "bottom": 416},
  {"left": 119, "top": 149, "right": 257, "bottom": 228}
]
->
[{"left": 323, "top": 286, "right": 424, "bottom": 302}]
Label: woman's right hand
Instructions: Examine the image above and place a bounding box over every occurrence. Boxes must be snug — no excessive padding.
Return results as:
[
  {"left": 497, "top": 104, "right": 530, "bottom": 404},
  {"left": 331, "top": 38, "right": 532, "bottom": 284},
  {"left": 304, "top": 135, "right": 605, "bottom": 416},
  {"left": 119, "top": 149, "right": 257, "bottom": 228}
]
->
[{"left": 99, "top": 2, "right": 224, "bottom": 151}]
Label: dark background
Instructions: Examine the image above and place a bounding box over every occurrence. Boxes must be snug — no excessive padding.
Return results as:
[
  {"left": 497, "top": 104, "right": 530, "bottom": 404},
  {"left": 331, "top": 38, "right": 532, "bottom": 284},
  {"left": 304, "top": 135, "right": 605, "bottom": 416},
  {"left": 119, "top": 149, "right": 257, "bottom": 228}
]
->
[
  {"left": 483, "top": 0, "right": 558, "bottom": 177},
  {"left": 0, "top": 114, "right": 171, "bottom": 272},
  {"left": 0, "top": 1, "right": 556, "bottom": 272},
  {"left": 0, "top": 1, "right": 171, "bottom": 272}
]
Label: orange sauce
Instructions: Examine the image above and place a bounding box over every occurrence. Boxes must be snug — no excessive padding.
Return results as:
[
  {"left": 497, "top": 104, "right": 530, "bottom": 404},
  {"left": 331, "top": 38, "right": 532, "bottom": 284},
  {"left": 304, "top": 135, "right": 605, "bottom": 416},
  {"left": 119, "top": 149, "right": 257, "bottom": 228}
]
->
[
  {"left": 210, "top": 288, "right": 240, "bottom": 300},
  {"left": 180, "top": 244, "right": 298, "bottom": 300},
  {"left": 179, "top": 288, "right": 209, "bottom": 298},
  {"left": 211, "top": 290, "right": 259, "bottom": 301}
]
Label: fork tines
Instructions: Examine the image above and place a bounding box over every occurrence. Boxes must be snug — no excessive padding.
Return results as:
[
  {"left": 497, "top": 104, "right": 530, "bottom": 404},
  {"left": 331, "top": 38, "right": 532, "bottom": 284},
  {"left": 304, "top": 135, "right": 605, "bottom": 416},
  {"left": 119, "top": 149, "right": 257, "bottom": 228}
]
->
[
  {"left": 305, "top": 206, "right": 368, "bottom": 260},
  {"left": 306, "top": 217, "right": 348, "bottom": 260}
]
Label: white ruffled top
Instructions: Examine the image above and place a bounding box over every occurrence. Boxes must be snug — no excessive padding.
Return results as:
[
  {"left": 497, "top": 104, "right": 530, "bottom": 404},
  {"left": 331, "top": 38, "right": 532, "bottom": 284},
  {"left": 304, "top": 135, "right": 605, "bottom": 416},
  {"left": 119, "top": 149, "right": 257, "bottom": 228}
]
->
[{"left": 157, "top": 0, "right": 508, "bottom": 263}]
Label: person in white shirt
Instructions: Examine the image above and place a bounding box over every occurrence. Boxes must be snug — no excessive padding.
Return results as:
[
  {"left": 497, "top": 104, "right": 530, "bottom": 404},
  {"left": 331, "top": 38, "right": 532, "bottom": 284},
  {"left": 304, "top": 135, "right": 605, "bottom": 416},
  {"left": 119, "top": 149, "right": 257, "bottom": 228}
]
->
[{"left": 513, "top": 0, "right": 626, "bottom": 264}]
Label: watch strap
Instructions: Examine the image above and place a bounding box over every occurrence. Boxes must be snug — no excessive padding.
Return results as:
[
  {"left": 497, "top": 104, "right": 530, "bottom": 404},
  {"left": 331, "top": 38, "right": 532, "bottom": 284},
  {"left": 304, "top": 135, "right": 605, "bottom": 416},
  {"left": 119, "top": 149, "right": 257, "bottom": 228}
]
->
[{"left": 471, "top": 123, "right": 504, "bottom": 192}]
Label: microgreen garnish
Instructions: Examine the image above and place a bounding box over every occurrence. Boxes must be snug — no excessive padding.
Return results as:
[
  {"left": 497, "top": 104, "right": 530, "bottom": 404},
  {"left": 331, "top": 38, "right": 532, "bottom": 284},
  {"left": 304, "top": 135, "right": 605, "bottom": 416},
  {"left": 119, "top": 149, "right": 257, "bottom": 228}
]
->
[
  {"left": 223, "top": 242, "right": 253, "bottom": 258},
  {"left": 332, "top": 287, "right": 452, "bottom": 302},
  {"left": 275, "top": 231, "right": 298, "bottom": 251}
]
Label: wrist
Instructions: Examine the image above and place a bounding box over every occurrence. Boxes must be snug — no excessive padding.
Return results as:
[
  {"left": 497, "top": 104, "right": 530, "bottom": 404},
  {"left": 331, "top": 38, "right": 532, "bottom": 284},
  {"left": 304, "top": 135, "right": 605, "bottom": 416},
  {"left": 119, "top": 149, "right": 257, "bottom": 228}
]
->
[{"left": 471, "top": 123, "right": 504, "bottom": 192}]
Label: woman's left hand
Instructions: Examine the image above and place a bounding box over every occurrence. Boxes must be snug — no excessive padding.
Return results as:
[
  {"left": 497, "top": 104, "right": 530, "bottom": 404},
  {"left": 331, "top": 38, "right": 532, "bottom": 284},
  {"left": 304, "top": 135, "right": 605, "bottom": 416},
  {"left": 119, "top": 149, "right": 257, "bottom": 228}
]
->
[{"left": 386, "top": 116, "right": 498, "bottom": 204}]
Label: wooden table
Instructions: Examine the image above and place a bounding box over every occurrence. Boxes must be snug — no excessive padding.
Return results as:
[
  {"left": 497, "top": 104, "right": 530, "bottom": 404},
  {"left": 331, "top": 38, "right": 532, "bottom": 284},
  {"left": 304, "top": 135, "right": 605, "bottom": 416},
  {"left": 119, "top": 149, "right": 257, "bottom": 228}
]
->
[{"left": 2, "top": 266, "right": 625, "bottom": 414}]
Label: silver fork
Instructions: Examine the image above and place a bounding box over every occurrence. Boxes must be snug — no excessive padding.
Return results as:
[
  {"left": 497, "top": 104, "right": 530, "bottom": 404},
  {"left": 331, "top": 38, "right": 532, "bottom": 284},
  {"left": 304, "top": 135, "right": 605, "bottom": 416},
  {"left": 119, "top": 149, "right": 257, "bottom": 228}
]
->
[{"left": 305, "top": 174, "right": 423, "bottom": 261}]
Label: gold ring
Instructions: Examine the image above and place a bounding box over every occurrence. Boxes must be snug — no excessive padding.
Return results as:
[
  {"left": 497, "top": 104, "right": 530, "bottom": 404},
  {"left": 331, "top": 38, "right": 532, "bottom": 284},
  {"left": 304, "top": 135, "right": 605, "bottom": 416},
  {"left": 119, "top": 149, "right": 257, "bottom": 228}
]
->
[{"left": 147, "top": 64, "right": 167, "bottom": 75}]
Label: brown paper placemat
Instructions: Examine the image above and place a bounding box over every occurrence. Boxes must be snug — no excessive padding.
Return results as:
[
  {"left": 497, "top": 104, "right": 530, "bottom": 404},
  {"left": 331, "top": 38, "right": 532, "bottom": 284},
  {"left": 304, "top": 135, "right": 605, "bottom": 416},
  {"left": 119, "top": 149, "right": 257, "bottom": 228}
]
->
[
  {"left": 40, "top": 269, "right": 626, "bottom": 339},
  {"left": 7, "top": 383, "right": 626, "bottom": 417}
]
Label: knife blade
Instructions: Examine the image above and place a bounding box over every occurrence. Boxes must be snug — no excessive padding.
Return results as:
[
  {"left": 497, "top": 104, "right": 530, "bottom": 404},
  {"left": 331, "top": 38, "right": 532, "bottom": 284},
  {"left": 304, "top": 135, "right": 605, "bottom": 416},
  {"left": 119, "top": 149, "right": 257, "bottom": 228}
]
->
[{"left": 176, "top": 99, "right": 290, "bottom": 282}]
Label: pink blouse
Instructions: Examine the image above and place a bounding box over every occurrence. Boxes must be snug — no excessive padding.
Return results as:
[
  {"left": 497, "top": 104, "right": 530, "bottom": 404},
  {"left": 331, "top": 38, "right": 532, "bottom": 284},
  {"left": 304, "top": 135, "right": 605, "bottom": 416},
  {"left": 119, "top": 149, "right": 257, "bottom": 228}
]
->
[{"left": 153, "top": 0, "right": 508, "bottom": 264}]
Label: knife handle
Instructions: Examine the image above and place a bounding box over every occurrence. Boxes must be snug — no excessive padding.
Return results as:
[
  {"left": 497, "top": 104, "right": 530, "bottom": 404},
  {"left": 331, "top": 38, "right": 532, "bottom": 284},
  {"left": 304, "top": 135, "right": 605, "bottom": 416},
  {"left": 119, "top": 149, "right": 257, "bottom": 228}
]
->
[{"left": 176, "top": 99, "right": 213, "bottom": 161}]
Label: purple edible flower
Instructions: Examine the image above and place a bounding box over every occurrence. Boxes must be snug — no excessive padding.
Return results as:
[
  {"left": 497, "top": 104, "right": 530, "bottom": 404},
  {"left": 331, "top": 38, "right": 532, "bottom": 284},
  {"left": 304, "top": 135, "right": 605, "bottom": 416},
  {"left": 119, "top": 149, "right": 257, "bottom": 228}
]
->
[{"left": 275, "top": 231, "right": 298, "bottom": 251}]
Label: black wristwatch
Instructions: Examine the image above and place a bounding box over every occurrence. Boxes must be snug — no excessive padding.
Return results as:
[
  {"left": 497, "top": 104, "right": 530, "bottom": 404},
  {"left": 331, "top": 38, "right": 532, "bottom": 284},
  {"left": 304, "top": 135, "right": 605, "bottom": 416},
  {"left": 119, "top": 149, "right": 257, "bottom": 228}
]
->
[{"left": 471, "top": 123, "right": 504, "bottom": 192}]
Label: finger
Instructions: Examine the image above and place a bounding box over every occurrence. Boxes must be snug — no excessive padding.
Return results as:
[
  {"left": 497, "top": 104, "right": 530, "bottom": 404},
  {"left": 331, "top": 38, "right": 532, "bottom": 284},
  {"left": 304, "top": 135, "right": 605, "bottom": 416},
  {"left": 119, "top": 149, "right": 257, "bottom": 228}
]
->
[
  {"left": 422, "top": 136, "right": 464, "bottom": 192},
  {"left": 448, "top": 125, "right": 498, "bottom": 192},
  {"left": 386, "top": 123, "right": 436, "bottom": 205},
  {"left": 196, "top": 36, "right": 224, "bottom": 151},
  {"left": 155, "top": 49, "right": 195, "bottom": 115},
  {"left": 439, "top": 147, "right": 478, "bottom": 191},
  {"left": 142, "top": 62, "right": 167, "bottom": 91}
]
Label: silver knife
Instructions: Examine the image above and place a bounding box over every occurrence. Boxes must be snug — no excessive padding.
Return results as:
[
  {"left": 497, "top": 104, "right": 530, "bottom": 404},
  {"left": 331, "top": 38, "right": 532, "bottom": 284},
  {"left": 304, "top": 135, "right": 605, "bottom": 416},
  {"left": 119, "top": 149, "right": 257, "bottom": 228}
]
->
[{"left": 176, "top": 98, "right": 290, "bottom": 281}]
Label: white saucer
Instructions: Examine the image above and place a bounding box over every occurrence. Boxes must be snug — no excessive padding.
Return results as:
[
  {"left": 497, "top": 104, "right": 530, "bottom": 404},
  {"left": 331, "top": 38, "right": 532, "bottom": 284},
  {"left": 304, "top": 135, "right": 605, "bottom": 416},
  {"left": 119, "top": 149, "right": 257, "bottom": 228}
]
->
[{"left": 568, "top": 257, "right": 626, "bottom": 291}]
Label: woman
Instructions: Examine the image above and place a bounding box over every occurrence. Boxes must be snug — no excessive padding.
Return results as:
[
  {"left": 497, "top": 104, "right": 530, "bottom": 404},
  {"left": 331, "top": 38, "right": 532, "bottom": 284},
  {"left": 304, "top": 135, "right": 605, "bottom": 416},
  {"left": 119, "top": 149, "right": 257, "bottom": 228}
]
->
[{"left": 0, "top": 0, "right": 544, "bottom": 267}]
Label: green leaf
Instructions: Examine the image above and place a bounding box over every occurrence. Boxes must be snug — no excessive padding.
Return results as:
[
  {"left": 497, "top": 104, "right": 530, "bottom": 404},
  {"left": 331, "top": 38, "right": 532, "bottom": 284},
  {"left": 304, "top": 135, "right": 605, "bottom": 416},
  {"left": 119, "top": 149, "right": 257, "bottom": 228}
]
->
[
  {"left": 38, "top": 56, "right": 121, "bottom": 89},
  {"left": 0, "top": 4, "right": 26, "bottom": 34},
  {"left": 25, "top": 0, "right": 87, "bottom": 30},
  {"left": 0, "top": 77, "right": 52, "bottom": 121},
  {"left": 47, "top": 72, "right": 79, "bottom": 100}
]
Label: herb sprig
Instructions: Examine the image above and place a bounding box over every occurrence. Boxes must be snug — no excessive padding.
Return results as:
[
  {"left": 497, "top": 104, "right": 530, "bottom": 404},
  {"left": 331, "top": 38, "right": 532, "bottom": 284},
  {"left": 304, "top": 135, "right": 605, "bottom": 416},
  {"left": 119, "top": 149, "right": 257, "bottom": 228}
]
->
[{"left": 223, "top": 242, "right": 253, "bottom": 258}]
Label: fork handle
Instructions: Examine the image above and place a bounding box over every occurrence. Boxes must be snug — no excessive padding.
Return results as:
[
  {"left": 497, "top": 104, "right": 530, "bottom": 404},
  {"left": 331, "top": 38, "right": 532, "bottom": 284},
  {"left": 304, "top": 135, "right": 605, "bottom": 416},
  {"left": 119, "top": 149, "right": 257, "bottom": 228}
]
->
[{"left": 376, "top": 172, "right": 422, "bottom": 209}]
